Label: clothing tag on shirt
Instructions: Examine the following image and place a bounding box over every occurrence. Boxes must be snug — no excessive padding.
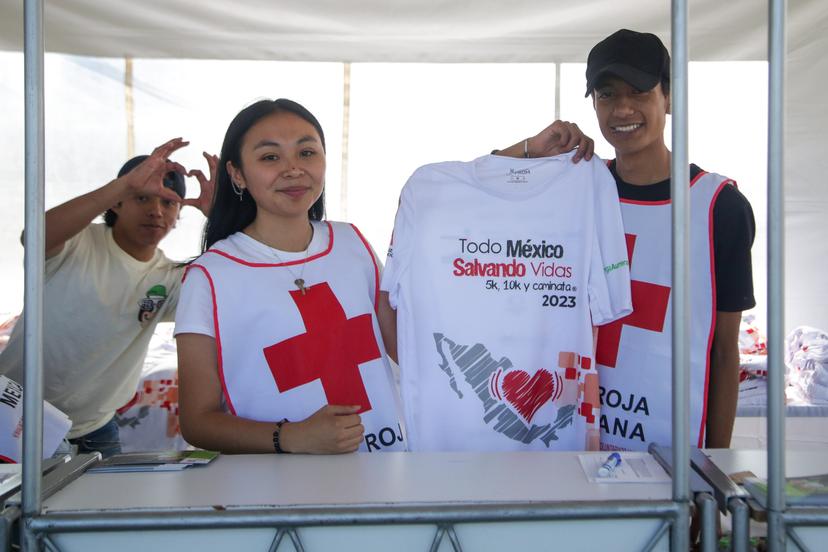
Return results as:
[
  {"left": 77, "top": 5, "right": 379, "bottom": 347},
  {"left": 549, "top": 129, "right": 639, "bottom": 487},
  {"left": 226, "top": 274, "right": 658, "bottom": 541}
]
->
[{"left": 505, "top": 167, "right": 531, "bottom": 185}]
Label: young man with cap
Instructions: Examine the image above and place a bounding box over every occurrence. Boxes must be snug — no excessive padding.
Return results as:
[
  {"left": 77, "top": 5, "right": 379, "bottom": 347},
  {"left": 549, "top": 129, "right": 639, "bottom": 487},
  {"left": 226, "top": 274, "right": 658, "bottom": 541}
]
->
[
  {"left": 0, "top": 138, "right": 215, "bottom": 457},
  {"left": 498, "top": 29, "right": 755, "bottom": 450}
]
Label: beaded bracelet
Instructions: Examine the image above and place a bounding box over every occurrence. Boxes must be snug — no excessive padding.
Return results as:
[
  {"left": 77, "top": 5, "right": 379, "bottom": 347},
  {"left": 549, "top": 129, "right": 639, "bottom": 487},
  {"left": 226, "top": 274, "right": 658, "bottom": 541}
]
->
[{"left": 273, "top": 419, "right": 290, "bottom": 454}]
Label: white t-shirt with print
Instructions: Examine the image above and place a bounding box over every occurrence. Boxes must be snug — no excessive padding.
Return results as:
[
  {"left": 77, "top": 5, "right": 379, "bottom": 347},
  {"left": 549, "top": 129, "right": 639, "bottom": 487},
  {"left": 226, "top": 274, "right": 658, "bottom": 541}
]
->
[
  {"left": 381, "top": 152, "right": 632, "bottom": 452},
  {"left": 0, "top": 223, "right": 181, "bottom": 438}
]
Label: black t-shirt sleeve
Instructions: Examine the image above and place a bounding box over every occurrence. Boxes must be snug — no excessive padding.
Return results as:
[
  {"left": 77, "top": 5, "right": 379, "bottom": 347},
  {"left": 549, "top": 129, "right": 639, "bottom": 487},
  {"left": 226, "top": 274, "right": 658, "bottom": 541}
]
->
[{"left": 712, "top": 184, "right": 756, "bottom": 311}]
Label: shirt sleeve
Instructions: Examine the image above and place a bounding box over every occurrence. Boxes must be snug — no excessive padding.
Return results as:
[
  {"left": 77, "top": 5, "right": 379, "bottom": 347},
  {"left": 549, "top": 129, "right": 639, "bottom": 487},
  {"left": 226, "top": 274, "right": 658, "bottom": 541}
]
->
[
  {"left": 587, "top": 160, "right": 633, "bottom": 325},
  {"left": 161, "top": 268, "right": 182, "bottom": 323},
  {"left": 379, "top": 180, "right": 416, "bottom": 309},
  {"left": 44, "top": 224, "right": 93, "bottom": 279},
  {"left": 712, "top": 184, "right": 756, "bottom": 312},
  {"left": 173, "top": 264, "right": 216, "bottom": 338}
]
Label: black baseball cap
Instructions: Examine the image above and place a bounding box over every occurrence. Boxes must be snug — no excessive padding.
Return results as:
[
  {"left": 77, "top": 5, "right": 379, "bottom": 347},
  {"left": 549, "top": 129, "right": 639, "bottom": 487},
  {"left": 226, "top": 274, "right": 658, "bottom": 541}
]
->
[
  {"left": 585, "top": 29, "right": 670, "bottom": 97},
  {"left": 117, "top": 155, "right": 186, "bottom": 199}
]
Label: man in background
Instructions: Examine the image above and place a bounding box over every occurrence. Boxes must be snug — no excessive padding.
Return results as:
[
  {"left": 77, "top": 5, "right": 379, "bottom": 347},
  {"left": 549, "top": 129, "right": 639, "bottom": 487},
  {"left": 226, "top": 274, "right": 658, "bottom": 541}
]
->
[{"left": 0, "top": 139, "right": 215, "bottom": 457}]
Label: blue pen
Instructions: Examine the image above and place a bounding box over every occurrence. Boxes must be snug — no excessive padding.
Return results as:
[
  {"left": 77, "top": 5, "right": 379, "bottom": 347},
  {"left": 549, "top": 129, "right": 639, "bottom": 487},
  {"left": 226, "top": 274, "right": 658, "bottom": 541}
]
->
[{"left": 598, "top": 452, "right": 622, "bottom": 477}]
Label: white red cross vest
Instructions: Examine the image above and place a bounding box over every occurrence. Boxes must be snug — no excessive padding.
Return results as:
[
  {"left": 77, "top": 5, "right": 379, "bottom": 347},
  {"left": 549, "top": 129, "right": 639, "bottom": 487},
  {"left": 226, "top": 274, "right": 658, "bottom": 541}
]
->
[
  {"left": 185, "top": 221, "right": 405, "bottom": 452},
  {"left": 595, "top": 171, "right": 732, "bottom": 451}
]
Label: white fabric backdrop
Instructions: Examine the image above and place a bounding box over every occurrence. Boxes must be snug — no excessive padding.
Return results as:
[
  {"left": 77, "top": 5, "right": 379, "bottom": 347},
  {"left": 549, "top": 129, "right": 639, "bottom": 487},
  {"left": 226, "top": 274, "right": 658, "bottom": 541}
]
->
[{"left": 0, "top": 0, "right": 825, "bottom": 332}]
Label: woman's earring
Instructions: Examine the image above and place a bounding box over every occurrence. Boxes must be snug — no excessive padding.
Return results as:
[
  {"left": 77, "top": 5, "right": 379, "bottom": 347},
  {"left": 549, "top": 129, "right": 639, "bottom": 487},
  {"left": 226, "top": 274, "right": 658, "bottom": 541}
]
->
[{"left": 230, "top": 180, "right": 244, "bottom": 202}]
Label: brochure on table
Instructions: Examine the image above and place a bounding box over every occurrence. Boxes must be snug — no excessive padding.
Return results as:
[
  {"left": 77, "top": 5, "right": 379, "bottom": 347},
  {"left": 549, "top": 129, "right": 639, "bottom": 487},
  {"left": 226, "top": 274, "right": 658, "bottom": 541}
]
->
[
  {"left": 578, "top": 452, "right": 671, "bottom": 483},
  {"left": 0, "top": 375, "right": 71, "bottom": 463},
  {"left": 87, "top": 450, "right": 219, "bottom": 473}
]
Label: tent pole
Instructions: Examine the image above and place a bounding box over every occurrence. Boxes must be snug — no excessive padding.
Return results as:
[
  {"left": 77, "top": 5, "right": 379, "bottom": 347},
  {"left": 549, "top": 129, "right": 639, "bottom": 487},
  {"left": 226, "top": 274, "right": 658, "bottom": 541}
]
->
[
  {"left": 339, "top": 62, "right": 351, "bottom": 220},
  {"left": 766, "top": 0, "right": 787, "bottom": 549},
  {"left": 670, "top": 0, "right": 691, "bottom": 549},
  {"left": 554, "top": 62, "right": 561, "bottom": 121},
  {"left": 22, "top": 0, "right": 46, "bottom": 549},
  {"left": 125, "top": 56, "right": 135, "bottom": 158}
]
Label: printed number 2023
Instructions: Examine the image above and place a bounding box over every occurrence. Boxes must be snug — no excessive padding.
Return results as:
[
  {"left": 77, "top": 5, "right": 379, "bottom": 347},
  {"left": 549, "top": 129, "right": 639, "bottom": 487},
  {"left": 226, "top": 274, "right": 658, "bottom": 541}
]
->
[{"left": 541, "top": 295, "right": 576, "bottom": 308}]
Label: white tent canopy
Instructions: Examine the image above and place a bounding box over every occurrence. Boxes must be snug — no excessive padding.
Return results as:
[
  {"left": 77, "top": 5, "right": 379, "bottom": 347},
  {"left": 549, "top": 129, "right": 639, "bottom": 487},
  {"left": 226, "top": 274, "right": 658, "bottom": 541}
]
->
[
  {"left": 0, "top": 0, "right": 824, "bottom": 62},
  {"left": 1, "top": 0, "right": 827, "bottom": 331}
]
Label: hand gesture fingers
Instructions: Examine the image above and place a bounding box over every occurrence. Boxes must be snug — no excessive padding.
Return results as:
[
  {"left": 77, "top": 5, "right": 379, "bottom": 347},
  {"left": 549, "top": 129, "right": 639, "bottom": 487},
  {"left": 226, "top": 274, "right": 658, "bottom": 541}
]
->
[
  {"left": 147, "top": 139, "right": 189, "bottom": 175},
  {"left": 167, "top": 160, "right": 188, "bottom": 176},
  {"left": 182, "top": 152, "right": 218, "bottom": 216},
  {"left": 124, "top": 138, "right": 190, "bottom": 199},
  {"left": 545, "top": 120, "right": 580, "bottom": 152},
  {"left": 156, "top": 186, "right": 184, "bottom": 204},
  {"left": 151, "top": 137, "right": 189, "bottom": 159},
  {"left": 562, "top": 123, "right": 594, "bottom": 163},
  {"left": 190, "top": 152, "right": 220, "bottom": 186},
  {"left": 559, "top": 122, "right": 580, "bottom": 151},
  {"left": 531, "top": 121, "right": 594, "bottom": 162},
  {"left": 185, "top": 170, "right": 206, "bottom": 187},
  {"left": 547, "top": 120, "right": 570, "bottom": 148},
  {"left": 572, "top": 134, "right": 595, "bottom": 163},
  {"left": 204, "top": 151, "right": 219, "bottom": 174}
]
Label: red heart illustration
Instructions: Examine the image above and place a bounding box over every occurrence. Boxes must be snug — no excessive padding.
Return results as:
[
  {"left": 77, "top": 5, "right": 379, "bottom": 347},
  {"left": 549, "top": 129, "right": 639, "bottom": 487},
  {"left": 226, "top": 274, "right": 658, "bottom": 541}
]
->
[{"left": 501, "top": 369, "right": 555, "bottom": 423}]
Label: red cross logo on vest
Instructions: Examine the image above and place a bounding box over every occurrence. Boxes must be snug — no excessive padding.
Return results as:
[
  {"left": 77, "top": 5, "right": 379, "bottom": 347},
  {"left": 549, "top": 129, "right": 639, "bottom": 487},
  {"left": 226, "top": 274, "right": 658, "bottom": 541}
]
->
[
  {"left": 596, "top": 234, "right": 671, "bottom": 368},
  {"left": 263, "top": 283, "right": 380, "bottom": 413}
]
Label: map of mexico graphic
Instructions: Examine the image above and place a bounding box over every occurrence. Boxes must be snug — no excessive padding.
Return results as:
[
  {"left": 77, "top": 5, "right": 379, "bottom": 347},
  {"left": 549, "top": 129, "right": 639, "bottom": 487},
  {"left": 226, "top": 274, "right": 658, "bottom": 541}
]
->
[{"left": 434, "top": 333, "right": 597, "bottom": 447}]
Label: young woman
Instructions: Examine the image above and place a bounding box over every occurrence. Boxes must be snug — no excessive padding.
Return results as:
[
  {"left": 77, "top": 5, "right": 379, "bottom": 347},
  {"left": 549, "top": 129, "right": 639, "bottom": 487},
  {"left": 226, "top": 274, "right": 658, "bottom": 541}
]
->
[{"left": 175, "top": 99, "right": 404, "bottom": 454}]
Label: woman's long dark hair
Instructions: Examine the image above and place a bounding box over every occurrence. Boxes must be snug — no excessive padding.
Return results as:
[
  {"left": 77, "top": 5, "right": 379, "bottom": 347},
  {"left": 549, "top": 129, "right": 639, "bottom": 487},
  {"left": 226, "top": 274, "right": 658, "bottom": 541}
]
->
[{"left": 201, "top": 98, "right": 326, "bottom": 253}]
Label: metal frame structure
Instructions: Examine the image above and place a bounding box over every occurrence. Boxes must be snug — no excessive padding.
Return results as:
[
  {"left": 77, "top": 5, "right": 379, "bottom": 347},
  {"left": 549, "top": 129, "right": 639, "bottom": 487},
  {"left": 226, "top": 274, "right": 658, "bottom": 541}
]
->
[
  {"left": 29, "top": 501, "right": 682, "bottom": 546},
  {"left": 669, "top": 1, "right": 691, "bottom": 548},
  {"left": 763, "top": 0, "right": 828, "bottom": 549},
  {"left": 688, "top": 448, "right": 752, "bottom": 552},
  {"left": 690, "top": 2, "right": 828, "bottom": 550},
  {"left": 21, "top": 0, "right": 45, "bottom": 549},
  {"left": 17, "top": 0, "right": 821, "bottom": 550},
  {"left": 765, "top": 0, "right": 788, "bottom": 548}
]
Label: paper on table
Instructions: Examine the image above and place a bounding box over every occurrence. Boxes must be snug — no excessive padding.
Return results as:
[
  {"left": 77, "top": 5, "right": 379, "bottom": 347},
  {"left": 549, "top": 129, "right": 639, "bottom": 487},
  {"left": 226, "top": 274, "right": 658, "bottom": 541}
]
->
[
  {"left": 89, "top": 463, "right": 191, "bottom": 473},
  {"left": 578, "top": 452, "right": 671, "bottom": 483},
  {"left": 743, "top": 473, "right": 828, "bottom": 507},
  {"left": 86, "top": 450, "right": 219, "bottom": 473},
  {"left": 0, "top": 465, "right": 21, "bottom": 496},
  {"left": 0, "top": 376, "right": 72, "bottom": 462}
]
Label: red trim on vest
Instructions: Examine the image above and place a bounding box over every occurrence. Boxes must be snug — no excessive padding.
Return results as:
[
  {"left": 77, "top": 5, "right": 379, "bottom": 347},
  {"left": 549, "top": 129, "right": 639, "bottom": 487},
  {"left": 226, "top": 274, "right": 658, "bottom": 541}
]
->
[
  {"left": 620, "top": 198, "right": 671, "bottom": 206},
  {"left": 619, "top": 170, "right": 709, "bottom": 206},
  {"left": 350, "top": 223, "right": 380, "bottom": 311},
  {"left": 696, "top": 178, "right": 730, "bottom": 447},
  {"left": 612, "top": 170, "right": 722, "bottom": 447},
  {"left": 206, "top": 221, "right": 335, "bottom": 268},
  {"left": 184, "top": 264, "right": 237, "bottom": 416},
  {"left": 690, "top": 170, "right": 708, "bottom": 187}
]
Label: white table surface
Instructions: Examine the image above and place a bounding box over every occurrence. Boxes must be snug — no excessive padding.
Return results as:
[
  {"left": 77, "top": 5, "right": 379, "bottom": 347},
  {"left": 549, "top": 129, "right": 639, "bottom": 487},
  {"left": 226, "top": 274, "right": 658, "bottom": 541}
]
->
[
  {"left": 736, "top": 404, "right": 828, "bottom": 417},
  {"left": 43, "top": 451, "right": 673, "bottom": 512},
  {"left": 704, "top": 448, "right": 828, "bottom": 480}
]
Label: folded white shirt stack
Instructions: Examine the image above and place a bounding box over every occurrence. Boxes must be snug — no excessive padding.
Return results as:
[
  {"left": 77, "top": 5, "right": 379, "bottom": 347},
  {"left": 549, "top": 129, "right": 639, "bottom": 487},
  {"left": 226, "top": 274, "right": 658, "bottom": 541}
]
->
[{"left": 786, "top": 326, "right": 828, "bottom": 405}]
